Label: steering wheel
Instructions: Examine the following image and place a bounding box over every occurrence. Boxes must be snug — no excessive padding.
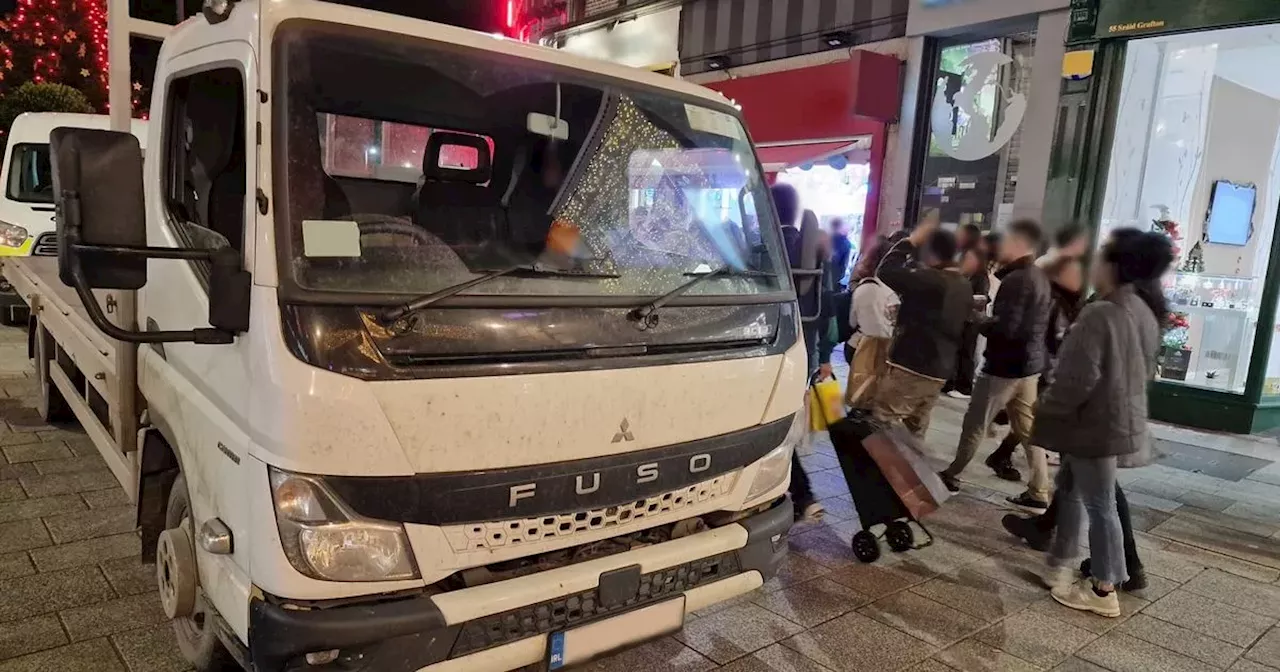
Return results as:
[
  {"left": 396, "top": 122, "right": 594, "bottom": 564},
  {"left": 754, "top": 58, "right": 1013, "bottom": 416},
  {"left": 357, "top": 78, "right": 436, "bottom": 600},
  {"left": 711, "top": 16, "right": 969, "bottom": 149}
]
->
[{"left": 349, "top": 213, "right": 435, "bottom": 246}]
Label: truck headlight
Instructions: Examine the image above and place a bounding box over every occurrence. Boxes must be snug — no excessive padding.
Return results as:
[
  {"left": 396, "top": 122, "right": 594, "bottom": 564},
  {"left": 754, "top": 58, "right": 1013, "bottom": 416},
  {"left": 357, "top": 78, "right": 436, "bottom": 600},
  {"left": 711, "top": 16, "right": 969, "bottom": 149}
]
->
[
  {"left": 745, "top": 411, "right": 806, "bottom": 503},
  {"left": 0, "top": 222, "right": 29, "bottom": 248},
  {"left": 269, "top": 468, "right": 419, "bottom": 582}
]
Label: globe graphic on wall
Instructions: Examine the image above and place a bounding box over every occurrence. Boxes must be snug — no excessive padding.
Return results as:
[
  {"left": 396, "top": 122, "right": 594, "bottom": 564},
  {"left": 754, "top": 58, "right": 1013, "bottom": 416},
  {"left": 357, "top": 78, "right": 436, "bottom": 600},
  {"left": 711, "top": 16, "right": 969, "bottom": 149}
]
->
[{"left": 930, "top": 51, "right": 1028, "bottom": 161}]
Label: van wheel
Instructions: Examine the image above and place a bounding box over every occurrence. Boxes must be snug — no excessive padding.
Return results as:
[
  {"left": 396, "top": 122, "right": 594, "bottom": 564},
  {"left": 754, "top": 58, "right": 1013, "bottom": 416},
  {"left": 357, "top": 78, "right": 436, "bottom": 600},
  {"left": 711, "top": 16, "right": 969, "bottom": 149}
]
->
[
  {"left": 34, "top": 320, "right": 73, "bottom": 423},
  {"left": 162, "top": 474, "right": 237, "bottom": 672}
]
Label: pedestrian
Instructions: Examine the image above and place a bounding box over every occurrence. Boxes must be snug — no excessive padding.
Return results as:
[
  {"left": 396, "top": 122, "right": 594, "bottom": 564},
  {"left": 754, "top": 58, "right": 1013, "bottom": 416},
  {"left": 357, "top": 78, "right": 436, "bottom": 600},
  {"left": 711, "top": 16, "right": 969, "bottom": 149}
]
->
[
  {"left": 984, "top": 256, "right": 1085, "bottom": 479},
  {"left": 943, "top": 244, "right": 990, "bottom": 399},
  {"left": 771, "top": 184, "right": 827, "bottom": 521},
  {"left": 1037, "top": 224, "right": 1089, "bottom": 270},
  {"left": 829, "top": 217, "right": 854, "bottom": 291},
  {"left": 956, "top": 223, "right": 982, "bottom": 253},
  {"left": 868, "top": 230, "right": 974, "bottom": 437},
  {"left": 1035, "top": 229, "right": 1170, "bottom": 616},
  {"left": 938, "top": 219, "right": 1052, "bottom": 510}
]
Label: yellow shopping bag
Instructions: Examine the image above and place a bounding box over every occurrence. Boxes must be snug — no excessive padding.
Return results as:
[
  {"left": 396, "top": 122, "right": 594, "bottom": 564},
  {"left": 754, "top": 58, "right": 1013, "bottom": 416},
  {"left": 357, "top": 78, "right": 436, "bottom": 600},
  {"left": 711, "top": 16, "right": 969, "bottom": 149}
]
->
[{"left": 808, "top": 378, "right": 844, "bottom": 431}]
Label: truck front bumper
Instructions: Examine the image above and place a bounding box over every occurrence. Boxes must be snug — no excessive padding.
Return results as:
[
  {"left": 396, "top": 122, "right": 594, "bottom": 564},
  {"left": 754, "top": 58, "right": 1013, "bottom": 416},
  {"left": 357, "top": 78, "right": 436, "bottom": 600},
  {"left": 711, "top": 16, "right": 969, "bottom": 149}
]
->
[{"left": 247, "top": 497, "right": 792, "bottom": 672}]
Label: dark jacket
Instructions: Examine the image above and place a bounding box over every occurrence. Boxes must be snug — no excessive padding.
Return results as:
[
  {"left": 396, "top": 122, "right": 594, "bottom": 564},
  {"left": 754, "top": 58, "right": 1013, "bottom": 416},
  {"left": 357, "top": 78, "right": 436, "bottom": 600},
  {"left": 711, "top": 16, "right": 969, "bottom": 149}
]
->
[
  {"left": 981, "top": 256, "right": 1052, "bottom": 378},
  {"left": 1031, "top": 285, "right": 1159, "bottom": 462},
  {"left": 831, "top": 233, "right": 853, "bottom": 287},
  {"left": 880, "top": 264, "right": 974, "bottom": 380},
  {"left": 1042, "top": 282, "right": 1084, "bottom": 386}
]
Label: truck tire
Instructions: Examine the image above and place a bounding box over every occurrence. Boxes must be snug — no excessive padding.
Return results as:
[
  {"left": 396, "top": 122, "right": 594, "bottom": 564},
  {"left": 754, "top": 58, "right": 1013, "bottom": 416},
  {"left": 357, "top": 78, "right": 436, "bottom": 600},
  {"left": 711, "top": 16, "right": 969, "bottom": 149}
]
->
[
  {"left": 34, "top": 320, "right": 74, "bottom": 424},
  {"left": 163, "top": 474, "right": 238, "bottom": 672}
]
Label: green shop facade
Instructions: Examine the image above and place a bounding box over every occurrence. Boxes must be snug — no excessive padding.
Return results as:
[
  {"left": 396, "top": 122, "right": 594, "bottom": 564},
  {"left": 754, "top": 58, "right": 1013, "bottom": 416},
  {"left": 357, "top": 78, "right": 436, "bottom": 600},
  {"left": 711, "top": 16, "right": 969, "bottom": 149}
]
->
[{"left": 1058, "top": 0, "right": 1280, "bottom": 432}]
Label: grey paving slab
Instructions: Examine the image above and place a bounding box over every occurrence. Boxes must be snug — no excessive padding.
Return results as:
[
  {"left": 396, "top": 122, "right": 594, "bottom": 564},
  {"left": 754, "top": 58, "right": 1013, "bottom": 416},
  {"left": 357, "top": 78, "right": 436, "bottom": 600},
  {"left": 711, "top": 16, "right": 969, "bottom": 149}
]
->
[
  {"left": 933, "top": 639, "right": 1040, "bottom": 672},
  {"left": 1176, "top": 506, "right": 1280, "bottom": 539},
  {"left": 860, "top": 590, "right": 986, "bottom": 648},
  {"left": 0, "top": 639, "right": 125, "bottom": 672},
  {"left": 1050, "top": 658, "right": 1110, "bottom": 672},
  {"left": 42, "top": 505, "right": 135, "bottom": 544},
  {"left": 1122, "top": 572, "right": 1180, "bottom": 603},
  {"left": 715, "top": 644, "right": 836, "bottom": 672},
  {"left": 0, "top": 614, "right": 67, "bottom": 660},
  {"left": 0, "top": 518, "right": 51, "bottom": 552},
  {"left": 28, "top": 531, "right": 140, "bottom": 572},
  {"left": 908, "top": 569, "right": 1043, "bottom": 623},
  {"left": 1148, "top": 516, "right": 1280, "bottom": 571},
  {"left": 1174, "top": 489, "right": 1236, "bottom": 512},
  {"left": 674, "top": 603, "right": 804, "bottom": 664},
  {"left": 0, "top": 463, "right": 37, "bottom": 481},
  {"left": 59, "top": 592, "right": 167, "bottom": 642},
  {"left": 1247, "top": 628, "right": 1280, "bottom": 668},
  {"left": 0, "top": 565, "right": 115, "bottom": 623},
  {"left": 786, "top": 526, "right": 861, "bottom": 570},
  {"left": 752, "top": 577, "right": 871, "bottom": 627},
  {"left": 973, "top": 610, "right": 1097, "bottom": 669},
  {"left": 1155, "top": 438, "right": 1272, "bottom": 482},
  {"left": 1142, "top": 590, "right": 1275, "bottom": 648},
  {"left": 1077, "top": 632, "right": 1215, "bottom": 672},
  {"left": 1024, "top": 593, "right": 1147, "bottom": 636},
  {"left": 1, "top": 442, "right": 73, "bottom": 464},
  {"left": 1230, "top": 659, "right": 1280, "bottom": 672},
  {"left": 1127, "top": 479, "right": 1189, "bottom": 502},
  {"left": 18, "top": 469, "right": 119, "bottom": 498},
  {"left": 908, "top": 661, "right": 961, "bottom": 672},
  {"left": 1123, "top": 505, "right": 1174, "bottom": 533},
  {"left": 1115, "top": 614, "right": 1244, "bottom": 668},
  {"left": 0, "top": 493, "right": 85, "bottom": 524},
  {"left": 1182, "top": 569, "right": 1280, "bottom": 618},
  {"left": 0, "top": 552, "right": 33, "bottom": 580},
  {"left": 0, "top": 480, "right": 24, "bottom": 502},
  {"left": 82, "top": 487, "right": 130, "bottom": 509},
  {"left": 109, "top": 623, "right": 193, "bottom": 672},
  {"left": 1157, "top": 541, "right": 1280, "bottom": 584},
  {"left": 823, "top": 556, "right": 935, "bottom": 600},
  {"left": 780, "top": 611, "right": 933, "bottom": 672},
  {"left": 34, "top": 454, "right": 110, "bottom": 476},
  {"left": 101, "top": 557, "right": 155, "bottom": 597}
]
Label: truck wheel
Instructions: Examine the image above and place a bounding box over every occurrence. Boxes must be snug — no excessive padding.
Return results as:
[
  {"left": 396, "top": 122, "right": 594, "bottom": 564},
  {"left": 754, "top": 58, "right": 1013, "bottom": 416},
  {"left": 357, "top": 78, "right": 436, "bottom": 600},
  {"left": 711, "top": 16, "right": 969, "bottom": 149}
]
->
[
  {"left": 34, "top": 320, "right": 74, "bottom": 423},
  {"left": 162, "top": 474, "right": 238, "bottom": 672}
]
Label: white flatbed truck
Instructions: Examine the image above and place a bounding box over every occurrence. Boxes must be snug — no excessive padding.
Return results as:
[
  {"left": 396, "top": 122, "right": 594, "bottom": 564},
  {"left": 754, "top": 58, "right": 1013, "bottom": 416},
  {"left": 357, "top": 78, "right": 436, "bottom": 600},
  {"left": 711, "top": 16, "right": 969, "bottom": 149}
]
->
[{"left": 1, "top": 1, "right": 808, "bottom": 670}]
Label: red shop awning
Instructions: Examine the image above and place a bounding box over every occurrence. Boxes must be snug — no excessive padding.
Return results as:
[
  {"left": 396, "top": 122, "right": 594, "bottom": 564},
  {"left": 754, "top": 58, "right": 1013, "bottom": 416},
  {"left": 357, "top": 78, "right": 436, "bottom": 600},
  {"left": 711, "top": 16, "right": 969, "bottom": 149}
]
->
[{"left": 757, "top": 140, "right": 867, "bottom": 172}]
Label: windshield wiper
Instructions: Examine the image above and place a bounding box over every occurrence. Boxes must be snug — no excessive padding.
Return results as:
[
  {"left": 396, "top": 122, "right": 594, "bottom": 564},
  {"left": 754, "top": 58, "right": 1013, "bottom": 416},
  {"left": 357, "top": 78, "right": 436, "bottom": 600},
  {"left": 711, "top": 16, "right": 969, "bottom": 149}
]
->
[
  {"left": 381, "top": 264, "right": 620, "bottom": 322},
  {"left": 627, "top": 265, "right": 776, "bottom": 331}
]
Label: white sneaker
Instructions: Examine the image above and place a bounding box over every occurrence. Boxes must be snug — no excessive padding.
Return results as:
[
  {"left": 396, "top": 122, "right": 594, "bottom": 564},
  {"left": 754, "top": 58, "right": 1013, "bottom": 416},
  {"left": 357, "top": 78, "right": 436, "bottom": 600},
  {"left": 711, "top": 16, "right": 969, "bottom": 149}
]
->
[
  {"left": 946, "top": 390, "right": 971, "bottom": 399},
  {"left": 1051, "top": 578, "right": 1121, "bottom": 617},
  {"left": 1041, "top": 565, "right": 1074, "bottom": 590}
]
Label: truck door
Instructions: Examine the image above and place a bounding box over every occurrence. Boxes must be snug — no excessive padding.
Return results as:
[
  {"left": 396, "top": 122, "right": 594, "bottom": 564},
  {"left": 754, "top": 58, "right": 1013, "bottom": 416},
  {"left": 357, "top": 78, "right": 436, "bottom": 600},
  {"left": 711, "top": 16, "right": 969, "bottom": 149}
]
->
[{"left": 139, "top": 42, "right": 258, "bottom": 640}]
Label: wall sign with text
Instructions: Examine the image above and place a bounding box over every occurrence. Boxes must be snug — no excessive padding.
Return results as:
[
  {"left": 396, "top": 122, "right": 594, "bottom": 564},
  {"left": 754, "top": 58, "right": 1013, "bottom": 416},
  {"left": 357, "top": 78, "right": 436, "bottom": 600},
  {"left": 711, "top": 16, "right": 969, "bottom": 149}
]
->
[{"left": 1076, "top": 0, "right": 1280, "bottom": 41}]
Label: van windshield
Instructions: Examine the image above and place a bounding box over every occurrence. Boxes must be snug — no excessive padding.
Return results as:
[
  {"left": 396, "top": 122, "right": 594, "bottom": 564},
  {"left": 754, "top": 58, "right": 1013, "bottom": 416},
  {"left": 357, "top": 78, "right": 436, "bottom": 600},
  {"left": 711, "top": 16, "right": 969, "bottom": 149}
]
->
[
  {"left": 274, "top": 24, "right": 789, "bottom": 302},
  {"left": 5, "top": 144, "right": 54, "bottom": 204}
]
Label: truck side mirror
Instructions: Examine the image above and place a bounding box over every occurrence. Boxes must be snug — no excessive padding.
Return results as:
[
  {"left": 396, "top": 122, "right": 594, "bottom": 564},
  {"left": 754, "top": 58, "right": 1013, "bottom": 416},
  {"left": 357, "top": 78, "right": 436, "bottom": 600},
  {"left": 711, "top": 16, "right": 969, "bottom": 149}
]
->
[
  {"left": 50, "top": 127, "right": 243, "bottom": 345},
  {"left": 51, "top": 127, "right": 147, "bottom": 290}
]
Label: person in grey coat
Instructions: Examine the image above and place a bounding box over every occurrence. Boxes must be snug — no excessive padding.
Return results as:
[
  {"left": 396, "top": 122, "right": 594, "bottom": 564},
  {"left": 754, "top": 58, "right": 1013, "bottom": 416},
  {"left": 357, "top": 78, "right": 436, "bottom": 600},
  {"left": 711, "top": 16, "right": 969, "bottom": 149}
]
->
[{"left": 1031, "top": 228, "right": 1171, "bottom": 618}]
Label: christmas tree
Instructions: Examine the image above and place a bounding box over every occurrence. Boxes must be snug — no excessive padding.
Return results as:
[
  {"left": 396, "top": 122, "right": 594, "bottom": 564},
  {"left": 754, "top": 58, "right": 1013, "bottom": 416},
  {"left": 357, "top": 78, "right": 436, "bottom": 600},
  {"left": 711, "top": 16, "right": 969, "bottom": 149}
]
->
[{"left": 0, "top": 0, "right": 146, "bottom": 116}]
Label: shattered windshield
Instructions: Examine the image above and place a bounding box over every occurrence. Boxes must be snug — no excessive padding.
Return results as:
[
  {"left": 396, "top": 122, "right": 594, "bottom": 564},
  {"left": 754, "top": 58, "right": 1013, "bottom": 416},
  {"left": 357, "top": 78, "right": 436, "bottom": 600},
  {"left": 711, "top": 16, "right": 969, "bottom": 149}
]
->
[{"left": 275, "top": 23, "right": 788, "bottom": 300}]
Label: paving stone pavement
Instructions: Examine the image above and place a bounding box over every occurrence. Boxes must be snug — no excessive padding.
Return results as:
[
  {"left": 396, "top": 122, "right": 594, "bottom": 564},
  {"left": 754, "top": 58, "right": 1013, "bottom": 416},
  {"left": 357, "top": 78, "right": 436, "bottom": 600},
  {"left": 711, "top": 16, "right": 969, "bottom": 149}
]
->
[{"left": 2, "top": 325, "right": 1280, "bottom": 672}]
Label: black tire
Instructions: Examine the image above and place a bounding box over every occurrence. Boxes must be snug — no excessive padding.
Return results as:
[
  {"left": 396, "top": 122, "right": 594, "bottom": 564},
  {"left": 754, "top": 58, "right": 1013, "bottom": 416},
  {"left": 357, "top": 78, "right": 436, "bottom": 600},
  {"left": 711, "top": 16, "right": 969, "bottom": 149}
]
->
[
  {"left": 34, "top": 320, "right": 74, "bottom": 424},
  {"left": 851, "top": 530, "right": 881, "bottom": 563},
  {"left": 885, "top": 521, "right": 914, "bottom": 553},
  {"left": 164, "top": 474, "right": 238, "bottom": 672}
]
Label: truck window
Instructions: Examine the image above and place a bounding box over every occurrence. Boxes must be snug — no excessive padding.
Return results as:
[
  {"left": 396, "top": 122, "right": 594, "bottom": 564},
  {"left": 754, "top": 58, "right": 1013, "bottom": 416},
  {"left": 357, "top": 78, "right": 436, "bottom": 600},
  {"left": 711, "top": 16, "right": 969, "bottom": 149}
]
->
[
  {"left": 162, "top": 67, "right": 248, "bottom": 263},
  {"left": 6, "top": 144, "right": 55, "bottom": 204},
  {"left": 318, "top": 113, "right": 494, "bottom": 185}
]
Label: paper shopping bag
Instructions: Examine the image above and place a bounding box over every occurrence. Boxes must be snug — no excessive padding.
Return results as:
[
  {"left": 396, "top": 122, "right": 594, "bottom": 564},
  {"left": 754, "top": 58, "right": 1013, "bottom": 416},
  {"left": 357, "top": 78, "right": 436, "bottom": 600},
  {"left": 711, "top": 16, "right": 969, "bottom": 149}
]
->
[{"left": 861, "top": 427, "right": 945, "bottom": 519}]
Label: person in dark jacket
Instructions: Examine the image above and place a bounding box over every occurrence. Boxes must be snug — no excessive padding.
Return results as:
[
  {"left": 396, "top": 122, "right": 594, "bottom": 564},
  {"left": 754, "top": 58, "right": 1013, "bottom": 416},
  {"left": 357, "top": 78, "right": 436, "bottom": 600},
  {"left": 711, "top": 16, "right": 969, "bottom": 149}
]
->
[
  {"left": 870, "top": 230, "right": 974, "bottom": 437},
  {"left": 1034, "top": 229, "right": 1170, "bottom": 617},
  {"left": 940, "top": 220, "right": 1053, "bottom": 506},
  {"left": 985, "top": 256, "right": 1084, "bottom": 478},
  {"left": 943, "top": 244, "right": 990, "bottom": 398},
  {"left": 830, "top": 217, "right": 854, "bottom": 291}
]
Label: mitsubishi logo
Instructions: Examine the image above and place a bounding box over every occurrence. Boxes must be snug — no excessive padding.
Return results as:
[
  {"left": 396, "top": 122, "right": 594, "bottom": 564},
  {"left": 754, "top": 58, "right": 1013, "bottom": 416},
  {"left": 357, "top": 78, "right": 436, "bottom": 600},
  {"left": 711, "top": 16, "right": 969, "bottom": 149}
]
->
[{"left": 612, "top": 418, "right": 635, "bottom": 443}]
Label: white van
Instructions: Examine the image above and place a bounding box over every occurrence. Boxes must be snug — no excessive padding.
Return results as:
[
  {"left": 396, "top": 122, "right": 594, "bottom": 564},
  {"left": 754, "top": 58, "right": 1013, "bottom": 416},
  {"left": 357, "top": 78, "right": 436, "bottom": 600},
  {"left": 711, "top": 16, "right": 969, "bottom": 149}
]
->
[{"left": 0, "top": 113, "right": 147, "bottom": 322}]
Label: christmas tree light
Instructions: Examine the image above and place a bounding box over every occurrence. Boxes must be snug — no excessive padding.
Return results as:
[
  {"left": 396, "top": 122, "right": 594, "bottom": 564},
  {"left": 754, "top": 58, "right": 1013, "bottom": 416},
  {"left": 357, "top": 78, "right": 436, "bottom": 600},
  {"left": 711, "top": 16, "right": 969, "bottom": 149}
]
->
[{"left": 0, "top": 0, "right": 147, "bottom": 116}]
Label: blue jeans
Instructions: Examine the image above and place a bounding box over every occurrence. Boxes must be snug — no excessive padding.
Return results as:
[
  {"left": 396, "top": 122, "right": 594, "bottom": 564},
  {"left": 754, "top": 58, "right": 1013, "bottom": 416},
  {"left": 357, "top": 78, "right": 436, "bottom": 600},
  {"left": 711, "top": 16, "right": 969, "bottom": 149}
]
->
[{"left": 1048, "top": 456, "right": 1128, "bottom": 586}]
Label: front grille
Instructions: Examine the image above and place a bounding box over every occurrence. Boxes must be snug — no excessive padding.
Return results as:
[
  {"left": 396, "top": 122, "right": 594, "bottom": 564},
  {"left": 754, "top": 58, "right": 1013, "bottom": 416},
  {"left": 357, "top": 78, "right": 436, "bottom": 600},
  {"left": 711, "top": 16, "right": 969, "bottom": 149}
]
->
[
  {"left": 32, "top": 233, "right": 57, "bottom": 256},
  {"left": 449, "top": 551, "right": 741, "bottom": 658},
  {"left": 441, "top": 473, "right": 738, "bottom": 553}
]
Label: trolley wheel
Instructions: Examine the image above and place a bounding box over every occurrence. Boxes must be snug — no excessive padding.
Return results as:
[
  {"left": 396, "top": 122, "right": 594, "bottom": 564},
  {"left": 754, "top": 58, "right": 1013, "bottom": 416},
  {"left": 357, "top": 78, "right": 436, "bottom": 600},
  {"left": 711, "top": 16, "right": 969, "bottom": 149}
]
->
[
  {"left": 885, "top": 521, "right": 914, "bottom": 552},
  {"left": 851, "top": 530, "right": 881, "bottom": 563}
]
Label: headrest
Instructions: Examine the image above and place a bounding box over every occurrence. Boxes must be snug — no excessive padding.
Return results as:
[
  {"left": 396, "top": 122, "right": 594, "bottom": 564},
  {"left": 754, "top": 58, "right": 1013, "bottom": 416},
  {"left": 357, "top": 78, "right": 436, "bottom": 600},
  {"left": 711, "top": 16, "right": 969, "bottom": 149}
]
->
[{"left": 422, "top": 131, "right": 492, "bottom": 184}]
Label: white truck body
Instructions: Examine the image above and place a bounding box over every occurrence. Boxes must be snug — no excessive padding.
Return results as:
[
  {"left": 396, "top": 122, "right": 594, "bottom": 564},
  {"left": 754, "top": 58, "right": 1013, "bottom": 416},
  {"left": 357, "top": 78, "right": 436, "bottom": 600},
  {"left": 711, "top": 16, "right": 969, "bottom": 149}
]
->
[{"left": 1, "top": 2, "right": 807, "bottom": 671}]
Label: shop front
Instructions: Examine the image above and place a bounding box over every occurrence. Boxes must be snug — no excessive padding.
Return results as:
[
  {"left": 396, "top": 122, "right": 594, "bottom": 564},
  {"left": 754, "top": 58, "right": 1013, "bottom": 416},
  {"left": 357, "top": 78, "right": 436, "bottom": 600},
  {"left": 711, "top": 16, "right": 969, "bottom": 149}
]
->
[
  {"left": 703, "top": 54, "right": 902, "bottom": 253},
  {"left": 1069, "top": 0, "right": 1280, "bottom": 432},
  {"left": 901, "top": 0, "right": 1071, "bottom": 234}
]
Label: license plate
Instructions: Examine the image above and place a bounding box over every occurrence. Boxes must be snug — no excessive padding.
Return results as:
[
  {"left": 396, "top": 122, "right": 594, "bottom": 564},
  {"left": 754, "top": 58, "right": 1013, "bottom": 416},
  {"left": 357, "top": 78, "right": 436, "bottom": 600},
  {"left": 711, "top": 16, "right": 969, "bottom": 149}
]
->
[{"left": 547, "top": 597, "right": 686, "bottom": 669}]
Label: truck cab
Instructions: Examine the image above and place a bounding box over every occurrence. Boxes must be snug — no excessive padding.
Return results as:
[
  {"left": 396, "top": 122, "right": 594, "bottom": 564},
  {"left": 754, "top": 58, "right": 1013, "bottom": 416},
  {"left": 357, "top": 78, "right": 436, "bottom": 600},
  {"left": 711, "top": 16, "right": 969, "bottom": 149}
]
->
[
  {"left": 0, "top": 113, "right": 146, "bottom": 322},
  {"left": 23, "top": 1, "right": 807, "bottom": 670}
]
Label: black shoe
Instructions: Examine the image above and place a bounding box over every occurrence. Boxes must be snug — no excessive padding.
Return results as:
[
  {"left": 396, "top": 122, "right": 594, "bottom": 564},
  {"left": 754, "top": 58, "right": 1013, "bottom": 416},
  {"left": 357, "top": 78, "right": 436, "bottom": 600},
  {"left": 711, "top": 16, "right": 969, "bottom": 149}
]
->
[
  {"left": 1080, "top": 559, "right": 1149, "bottom": 592},
  {"left": 938, "top": 472, "right": 961, "bottom": 493},
  {"left": 1001, "top": 513, "right": 1051, "bottom": 552},
  {"left": 984, "top": 454, "right": 1022, "bottom": 482},
  {"left": 1007, "top": 493, "right": 1050, "bottom": 511}
]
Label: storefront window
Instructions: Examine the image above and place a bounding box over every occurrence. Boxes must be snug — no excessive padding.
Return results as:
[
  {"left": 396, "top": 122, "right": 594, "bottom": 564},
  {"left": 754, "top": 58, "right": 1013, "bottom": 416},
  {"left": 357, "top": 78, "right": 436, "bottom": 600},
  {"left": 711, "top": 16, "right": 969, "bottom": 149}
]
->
[
  {"left": 915, "top": 32, "right": 1036, "bottom": 232},
  {"left": 1097, "top": 23, "right": 1280, "bottom": 395}
]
